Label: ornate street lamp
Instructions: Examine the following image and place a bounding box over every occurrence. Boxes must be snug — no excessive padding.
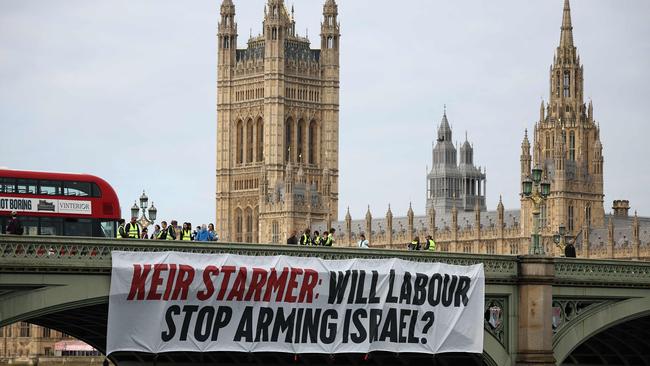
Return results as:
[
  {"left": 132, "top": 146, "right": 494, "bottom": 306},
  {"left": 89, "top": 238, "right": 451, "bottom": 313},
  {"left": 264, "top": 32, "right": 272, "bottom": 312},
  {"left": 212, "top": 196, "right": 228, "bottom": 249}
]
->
[
  {"left": 132, "top": 190, "right": 157, "bottom": 230},
  {"left": 522, "top": 166, "right": 551, "bottom": 255},
  {"left": 553, "top": 224, "right": 576, "bottom": 254}
]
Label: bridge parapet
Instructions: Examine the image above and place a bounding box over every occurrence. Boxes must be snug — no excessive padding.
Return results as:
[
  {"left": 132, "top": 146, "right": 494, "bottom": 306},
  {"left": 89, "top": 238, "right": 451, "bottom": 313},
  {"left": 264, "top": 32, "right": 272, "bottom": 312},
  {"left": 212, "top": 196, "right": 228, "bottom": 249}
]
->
[
  {"left": 0, "top": 236, "right": 518, "bottom": 284},
  {"left": 554, "top": 257, "right": 650, "bottom": 288}
]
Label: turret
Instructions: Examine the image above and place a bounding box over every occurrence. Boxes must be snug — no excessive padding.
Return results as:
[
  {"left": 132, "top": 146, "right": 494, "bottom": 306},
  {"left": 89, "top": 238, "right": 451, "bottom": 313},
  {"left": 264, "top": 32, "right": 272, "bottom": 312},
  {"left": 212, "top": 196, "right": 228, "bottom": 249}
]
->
[
  {"left": 321, "top": 0, "right": 340, "bottom": 57},
  {"left": 460, "top": 132, "right": 473, "bottom": 165},
  {"left": 520, "top": 129, "right": 532, "bottom": 181},
  {"left": 407, "top": 203, "right": 414, "bottom": 238},
  {"left": 218, "top": 0, "right": 237, "bottom": 66},
  {"left": 264, "top": 0, "right": 289, "bottom": 59}
]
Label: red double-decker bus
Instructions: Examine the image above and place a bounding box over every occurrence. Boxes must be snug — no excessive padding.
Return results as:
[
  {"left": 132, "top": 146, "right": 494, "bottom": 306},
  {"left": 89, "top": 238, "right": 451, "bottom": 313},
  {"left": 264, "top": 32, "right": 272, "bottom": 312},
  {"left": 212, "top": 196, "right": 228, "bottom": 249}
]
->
[{"left": 0, "top": 169, "right": 121, "bottom": 237}]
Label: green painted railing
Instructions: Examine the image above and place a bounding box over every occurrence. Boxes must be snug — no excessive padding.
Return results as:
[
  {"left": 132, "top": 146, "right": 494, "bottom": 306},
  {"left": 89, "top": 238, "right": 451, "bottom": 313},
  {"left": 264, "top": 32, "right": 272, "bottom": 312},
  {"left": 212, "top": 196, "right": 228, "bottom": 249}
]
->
[
  {"left": 2, "top": 235, "right": 650, "bottom": 288},
  {"left": 0, "top": 235, "right": 518, "bottom": 283}
]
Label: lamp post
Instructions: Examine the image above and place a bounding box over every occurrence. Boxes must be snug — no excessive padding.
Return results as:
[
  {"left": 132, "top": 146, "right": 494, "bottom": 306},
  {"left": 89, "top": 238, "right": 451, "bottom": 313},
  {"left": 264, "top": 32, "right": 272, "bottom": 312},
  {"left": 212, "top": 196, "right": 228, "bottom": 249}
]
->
[
  {"left": 131, "top": 190, "right": 157, "bottom": 230},
  {"left": 553, "top": 224, "right": 575, "bottom": 255},
  {"left": 522, "top": 167, "right": 551, "bottom": 255}
]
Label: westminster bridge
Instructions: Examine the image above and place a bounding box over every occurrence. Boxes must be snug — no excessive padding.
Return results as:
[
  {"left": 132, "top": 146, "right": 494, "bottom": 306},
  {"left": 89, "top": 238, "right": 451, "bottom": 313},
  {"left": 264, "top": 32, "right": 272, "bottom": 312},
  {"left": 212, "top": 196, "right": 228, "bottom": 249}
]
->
[{"left": 1, "top": 236, "right": 650, "bottom": 366}]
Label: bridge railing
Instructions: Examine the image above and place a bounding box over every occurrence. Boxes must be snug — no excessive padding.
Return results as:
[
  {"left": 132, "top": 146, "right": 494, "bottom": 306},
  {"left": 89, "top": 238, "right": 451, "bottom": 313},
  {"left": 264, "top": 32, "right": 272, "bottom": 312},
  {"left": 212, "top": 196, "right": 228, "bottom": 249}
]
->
[
  {"left": 0, "top": 235, "right": 519, "bottom": 284},
  {"left": 3, "top": 235, "right": 650, "bottom": 288}
]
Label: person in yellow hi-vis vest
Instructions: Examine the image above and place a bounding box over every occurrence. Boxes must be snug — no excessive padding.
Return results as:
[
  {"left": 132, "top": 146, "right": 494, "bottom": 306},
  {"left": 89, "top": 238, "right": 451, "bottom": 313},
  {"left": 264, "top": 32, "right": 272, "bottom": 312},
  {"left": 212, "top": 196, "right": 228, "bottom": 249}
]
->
[
  {"left": 125, "top": 217, "right": 140, "bottom": 239},
  {"left": 425, "top": 235, "right": 437, "bottom": 251}
]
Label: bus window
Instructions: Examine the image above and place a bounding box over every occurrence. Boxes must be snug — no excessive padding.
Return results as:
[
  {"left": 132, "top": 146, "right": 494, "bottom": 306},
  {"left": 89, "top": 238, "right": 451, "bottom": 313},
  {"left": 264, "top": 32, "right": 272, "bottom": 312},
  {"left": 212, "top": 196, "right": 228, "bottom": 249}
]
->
[
  {"left": 39, "top": 181, "right": 62, "bottom": 196},
  {"left": 39, "top": 218, "right": 63, "bottom": 236},
  {"left": 63, "top": 181, "right": 91, "bottom": 197},
  {"left": 64, "top": 218, "right": 92, "bottom": 237},
  {"left": 99, "top": 221, "right": 116, "bottom": 238},
  {"left": 91, "top": 183, "right": 102, "bottom": 198},
  {"left": 21, "top": 217, "right": 39, "bottom": 236},
  {"left": 16, "top": 179, "right": 37, "bottom": 194},
  {"left": 0, "top": 178, "right": 16, "bottom": 193}
]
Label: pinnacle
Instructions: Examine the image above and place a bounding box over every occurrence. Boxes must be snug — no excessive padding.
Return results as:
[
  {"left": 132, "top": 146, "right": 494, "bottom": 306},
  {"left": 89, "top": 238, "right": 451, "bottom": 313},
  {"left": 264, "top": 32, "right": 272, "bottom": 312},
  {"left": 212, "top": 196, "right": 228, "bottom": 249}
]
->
[{"left": 559, "top": 0, "right": 574, "bottom": 48}]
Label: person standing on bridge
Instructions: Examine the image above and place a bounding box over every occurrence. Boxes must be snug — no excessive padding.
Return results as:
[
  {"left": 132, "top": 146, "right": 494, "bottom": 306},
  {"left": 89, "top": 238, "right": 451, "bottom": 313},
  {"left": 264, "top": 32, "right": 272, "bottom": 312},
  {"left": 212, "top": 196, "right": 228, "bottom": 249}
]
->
[
  {"left": 6, "top": 211, "right": 24, "bottom": 235},
  {"left": 312, "top": 231, "right": 322, "bottom": 246},
  {"left": 150, "top": 224, "right": 161, "bottom": 240},
  {"left": 358, "top": 233, "right": 369, "bottom": 249},
  {"left": 208, "top": 223, "right": 219, "bottom": 241},
  {"left": 565, "top": 241, "right": 577, "bottom": 258},
  {"left": 125, "top": 217, "right": 140, "bottom": 239},
  {"left": 324, "top": 228, "right": 336, "bottom": 246},
  {"left": 287, "top": 230, "right": 298, "bottom": 245},
  {"left": 181, "top": 222, "right": 193, "bottom": 241},
  {"left": 169, "top": 220, "right": 178, "bottom": 240},
  {"left": 408, "top": 237, "right": 421, "bottom": 251},
  {"left": 425, "top": 235, "right": 436, "bottom": 251},
  {"left": 116, "top": 219, "right": 128, "bottom": 239},
  {"left": 299, "top": 228, "right": 311, "bottom": 246}
]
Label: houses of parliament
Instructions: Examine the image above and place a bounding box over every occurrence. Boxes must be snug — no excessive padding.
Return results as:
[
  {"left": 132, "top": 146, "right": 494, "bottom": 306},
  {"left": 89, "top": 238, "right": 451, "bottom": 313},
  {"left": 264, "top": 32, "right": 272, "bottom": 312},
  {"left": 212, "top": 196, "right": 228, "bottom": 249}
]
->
[{"left": 215, "top": 0, "right": 649, "bottom": 260}]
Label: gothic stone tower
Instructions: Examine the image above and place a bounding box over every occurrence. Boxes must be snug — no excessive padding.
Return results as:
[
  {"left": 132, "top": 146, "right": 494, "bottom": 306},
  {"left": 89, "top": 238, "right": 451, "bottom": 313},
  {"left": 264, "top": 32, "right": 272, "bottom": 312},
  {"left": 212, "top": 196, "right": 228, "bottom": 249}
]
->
[
  {"left": 427, "top": 111, "right": 486, "bottom": 213},
  {"left": 216, "top": 0, "right": 340, "bottom": 243},
  {"left": 520, "top": 0, "right": 604, "bottom": 237}
]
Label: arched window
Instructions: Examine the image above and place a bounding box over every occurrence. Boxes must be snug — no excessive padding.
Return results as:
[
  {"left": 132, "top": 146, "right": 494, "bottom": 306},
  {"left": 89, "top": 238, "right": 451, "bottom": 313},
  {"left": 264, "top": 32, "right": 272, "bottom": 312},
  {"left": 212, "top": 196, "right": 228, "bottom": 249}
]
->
[
  {"left": 585, "top": 205, "right": 592, "bottom": 228},
  {"left": 556, "top": 72, "right": 561, "bottom": 97},
  {"left": 272, "top": 221, "right": 279, "bottom": 243},
  {"left": 285, "top": 118, "right": 293, "bottom": 162},
  {"left": 256, "top": 118, "right": 264, "bottom": 162},
  {"left": 236, "top": 120, "right": 243, "bottom": 164},
  {"left": 563, "top": 71, "right": 570, "bottom": 97},
  {"left": 297, "top": 119, "right": 305, "bottom": 162},
  {"left": 246, "top": 119, "right": 254, "bottom": 163},
  {"left": 245, "top": 207, "right": 253, "bottom": 243},
  {"left": 568, "top": 205, "right": 574, "bottom": 232},
  {"left": 569, "top": 130, "right": 575, "bottom": 161},
  {"left": 235, "top": 208, "right": 243, "bottom": 242},
  {"left": 545, "top": 132, "right": 551, "bottom": 159},
  {"left": 309, "top": 120, "right": 318, "bottom": 164}
]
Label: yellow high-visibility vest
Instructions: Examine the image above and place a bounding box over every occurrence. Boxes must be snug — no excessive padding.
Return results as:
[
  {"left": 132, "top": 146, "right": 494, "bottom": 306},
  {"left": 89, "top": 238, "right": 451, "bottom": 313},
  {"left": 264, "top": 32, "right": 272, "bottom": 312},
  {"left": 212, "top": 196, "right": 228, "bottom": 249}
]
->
[
  {"left": 128, "top": 223, "right": 139, "bottom": 238},
  {"left": 182, "top": 229, "right": 192, "bottom": 241}
]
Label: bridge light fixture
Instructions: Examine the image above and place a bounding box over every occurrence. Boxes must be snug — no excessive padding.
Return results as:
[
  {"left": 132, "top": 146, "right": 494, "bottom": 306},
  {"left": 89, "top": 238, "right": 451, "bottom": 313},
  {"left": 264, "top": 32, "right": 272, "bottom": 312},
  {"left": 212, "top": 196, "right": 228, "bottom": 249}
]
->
[
  {"left": 522, "top": 177, "right": 533, "bottom": 197},
  {"left": 139, "top": 191, "right": 149, "bottom": 210},
  {"left": 532, "top": 167, "right": 543, "bottom": 183},
  {"left": 148, "top": 203, "right": 157, "bottom": 222},
  {"left": 130, "top": 202, "right": 139, "bottom": 219},
  {"left": 541, "top": 179, "right": 551, "bottom": 198}
]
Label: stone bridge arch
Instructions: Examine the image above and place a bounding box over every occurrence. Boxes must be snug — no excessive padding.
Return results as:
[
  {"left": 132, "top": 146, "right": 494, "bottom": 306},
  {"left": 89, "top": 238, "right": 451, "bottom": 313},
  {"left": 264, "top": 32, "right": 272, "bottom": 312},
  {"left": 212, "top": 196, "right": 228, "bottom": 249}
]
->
[
  {"left": 553, "top": 294, "right": 650, "bottom": 364},
  {"left": 0, "top": 272, "right": 110, "bottom": 351}
]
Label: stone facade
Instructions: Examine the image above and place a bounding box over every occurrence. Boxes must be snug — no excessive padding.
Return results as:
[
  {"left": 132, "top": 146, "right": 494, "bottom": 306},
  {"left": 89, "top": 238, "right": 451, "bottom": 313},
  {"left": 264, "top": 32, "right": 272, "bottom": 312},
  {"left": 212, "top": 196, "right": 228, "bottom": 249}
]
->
[
  {"left": 0, "top": 323, "right": 105, "bottom": 365},
  {"left": 216, "top": 0, "right": 340, "bottom": 243}
]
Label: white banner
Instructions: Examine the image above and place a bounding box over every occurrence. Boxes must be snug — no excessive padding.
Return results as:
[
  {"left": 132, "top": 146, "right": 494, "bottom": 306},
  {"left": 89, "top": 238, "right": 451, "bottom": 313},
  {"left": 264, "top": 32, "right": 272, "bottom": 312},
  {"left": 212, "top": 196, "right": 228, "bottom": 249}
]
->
[
  {"left": 107, "top": 252, "right": 484, "bottom": 355},
  {"left": 0, "top": 196, "right": 92, "bottom": 215}
]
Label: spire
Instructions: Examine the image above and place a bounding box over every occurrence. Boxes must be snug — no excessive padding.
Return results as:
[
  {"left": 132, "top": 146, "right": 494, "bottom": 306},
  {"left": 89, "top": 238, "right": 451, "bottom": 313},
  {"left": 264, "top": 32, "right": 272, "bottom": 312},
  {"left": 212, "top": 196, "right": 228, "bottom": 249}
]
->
[
  {"left": 437, "top": 110, "right": 452, "bottom": 142},
  {"left": 559, "top": 0, "right": 574, "bottom": 48},
  {"left": 345, "top": 207, "right": 351, "bottom": 221},
  {"left": 522, "top": 129, "right": 530, "bottom": 149},
  {"left": 365, "top": 205, "right": 372, "bottom": 220}
]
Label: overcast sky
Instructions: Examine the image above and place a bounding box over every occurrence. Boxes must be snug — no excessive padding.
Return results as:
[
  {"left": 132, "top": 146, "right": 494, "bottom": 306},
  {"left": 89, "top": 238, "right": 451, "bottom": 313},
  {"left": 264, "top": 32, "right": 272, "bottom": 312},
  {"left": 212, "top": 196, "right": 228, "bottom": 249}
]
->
[{"left": 1, "top": 0, "right": 649, "bottom": 228}]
